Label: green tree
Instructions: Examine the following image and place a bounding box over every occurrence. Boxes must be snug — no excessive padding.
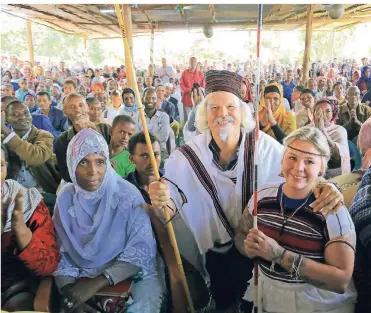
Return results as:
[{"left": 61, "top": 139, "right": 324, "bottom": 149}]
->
[
  {"left": 34, "top": 30, "right": 82, "bottom": 60},
  {"left": 87, "top": 40, "right": 105, "bottom": 66},
  {"left": 1, "top": 27, "right": 28, "bottom": 57},
  {"left": 298, "top": 26, "right": 357, "bottom": 62}
]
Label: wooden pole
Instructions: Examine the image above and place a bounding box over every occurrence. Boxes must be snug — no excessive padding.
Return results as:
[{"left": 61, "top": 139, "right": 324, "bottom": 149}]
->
[
  {"left": 302, "top": 4, "right": 313, "bottom": 86},
  {"left": 113, "top": 5, "right": 195, "bottom": 313},
  {"left": 330, "top": 31, "right": 335, "bottom": 63},
  {"left": 253, "top": 7, "right": 263, "bottom": 312},
  {"left": 150, "top": 26, "right": 155, "bottom": 66},
  {"left": 26, "top": 20, "right": 35, "bottom": 66},
  {"left": 123, "top": 4, "right": 133, "bottom": 59},
  {"left": 122, "top": 4, "right": 133, "bottom": 88}
]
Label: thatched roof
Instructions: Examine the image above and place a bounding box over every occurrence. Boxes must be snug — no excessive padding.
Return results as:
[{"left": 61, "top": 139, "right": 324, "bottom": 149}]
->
[{"left": 2, "top": 4, "right": 371, "bottom": 39}]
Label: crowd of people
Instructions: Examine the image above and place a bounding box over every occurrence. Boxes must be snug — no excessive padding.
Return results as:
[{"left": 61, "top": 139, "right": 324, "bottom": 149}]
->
[{"left": 1, "top": 51, "right": 371, "bottom": 313}]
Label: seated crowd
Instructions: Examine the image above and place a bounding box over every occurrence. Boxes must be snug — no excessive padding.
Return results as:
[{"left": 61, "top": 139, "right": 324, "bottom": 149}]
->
[{"left": 1, "top": 55, "right": 371, "bottom": 313}]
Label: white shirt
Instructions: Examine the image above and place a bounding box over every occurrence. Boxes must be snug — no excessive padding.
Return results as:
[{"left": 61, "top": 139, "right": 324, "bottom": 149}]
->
[
  {"left": 102, "top": 107, "right": 121, "bottom": 122},
  {"left": 138, "top": 110, "right": 170, "bottom": 150},
  {"left": 283, "top": 98, "right": 292, "bottom": 112},
  {"left": 156, "top": 66, "right": 174, "bottom": 83}
]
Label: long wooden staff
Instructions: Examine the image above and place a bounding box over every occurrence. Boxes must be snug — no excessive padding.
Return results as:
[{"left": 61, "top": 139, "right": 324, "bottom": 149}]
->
[
  {"left": 113, "top": 5, "right": 195, "bottom": 313},
  {"left": 253, "top": 4, "right": 263, "bottom": 313}
]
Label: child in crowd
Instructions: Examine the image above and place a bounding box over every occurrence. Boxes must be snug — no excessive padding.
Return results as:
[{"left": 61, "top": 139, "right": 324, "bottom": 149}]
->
[{"left": 109, "top": 115, "right": 136, "bottom": 177}]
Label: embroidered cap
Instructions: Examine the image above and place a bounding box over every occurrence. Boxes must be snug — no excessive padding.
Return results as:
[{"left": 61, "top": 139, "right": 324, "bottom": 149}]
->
[{"left": 205, "top": 70, "right": 243, "bottom": 100}]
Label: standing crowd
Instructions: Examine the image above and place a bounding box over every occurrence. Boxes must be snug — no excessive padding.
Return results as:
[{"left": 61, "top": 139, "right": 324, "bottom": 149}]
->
[{"left": 1, "top": 53, "right": 371, "bottom": 313}]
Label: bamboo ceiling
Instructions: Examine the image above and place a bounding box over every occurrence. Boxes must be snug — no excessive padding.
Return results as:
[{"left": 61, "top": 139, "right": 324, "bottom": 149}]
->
[{"left": 1, "top": 4, "right": 371, "bottom": 39}]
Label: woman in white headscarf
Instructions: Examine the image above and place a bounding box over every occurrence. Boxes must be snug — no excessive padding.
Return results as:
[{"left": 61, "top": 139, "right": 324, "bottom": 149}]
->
[{"left": 53, "top": 128, "right": 166, "bottom": 313}]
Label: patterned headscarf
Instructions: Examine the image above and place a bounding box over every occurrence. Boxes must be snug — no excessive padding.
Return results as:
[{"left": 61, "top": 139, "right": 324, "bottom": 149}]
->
[
  {"left": 314, "top": 98, "right": 339, "bottom": 123},
  {"left": 53, "top": 128, "right": 156, "bottom": 273}
]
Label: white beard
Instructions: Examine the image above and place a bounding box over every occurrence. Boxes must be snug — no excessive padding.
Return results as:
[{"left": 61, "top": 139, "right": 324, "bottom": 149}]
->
[{"left": 219, "top": 126, "right": 230, "bottom": 143}]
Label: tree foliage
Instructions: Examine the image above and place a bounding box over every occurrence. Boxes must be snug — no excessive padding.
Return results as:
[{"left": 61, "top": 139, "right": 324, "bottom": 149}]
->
[
  {"left": 1, "top": 27, "right": 28, "bottom": 57},
  {"left": 87, "top": 40, "right": 105, "bottom": 66}
]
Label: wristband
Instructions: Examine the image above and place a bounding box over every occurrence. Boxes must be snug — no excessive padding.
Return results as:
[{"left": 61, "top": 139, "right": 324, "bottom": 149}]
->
[{"left": 102, "top": 271, "right": 114, "bottom": 286}]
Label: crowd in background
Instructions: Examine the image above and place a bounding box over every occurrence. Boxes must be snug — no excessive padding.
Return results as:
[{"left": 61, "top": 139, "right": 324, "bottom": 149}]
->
[{"left": 1, "top": 51, "right": 371, "bottom": 313}]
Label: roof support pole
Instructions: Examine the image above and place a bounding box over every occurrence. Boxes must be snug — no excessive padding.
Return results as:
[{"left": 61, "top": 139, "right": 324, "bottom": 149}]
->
[
  {"left": 122, "top": 4, "right": 133, "bottom": 88},
  {"left": 150, "top": 26, "right": 155, "bottom": 66},
  {"left": 26, "top": 20, "right": 35, "bottom": 66},
  {"left": 330, "top": 31, "right": 335, "bottom": 63},
  {"left": 302, "top": 4, "right": 313, "bottom": 86}
]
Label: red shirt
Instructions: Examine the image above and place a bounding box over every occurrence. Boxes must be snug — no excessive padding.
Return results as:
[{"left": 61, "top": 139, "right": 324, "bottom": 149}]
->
[
  {"left": 180, "top": 69, "right": 205, "bottom": 107},
  {"left": 1, "top": 201, "right": 60, "bottom": 292}
]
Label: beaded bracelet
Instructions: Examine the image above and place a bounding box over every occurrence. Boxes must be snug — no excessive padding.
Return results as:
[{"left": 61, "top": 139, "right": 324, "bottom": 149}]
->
[{"left": 290, "top": 254, "right": 303, "bottom": 280}]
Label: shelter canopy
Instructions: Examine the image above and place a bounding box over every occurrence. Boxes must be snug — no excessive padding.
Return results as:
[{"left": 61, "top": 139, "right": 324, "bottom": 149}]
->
[{"left": 2, "top": 4, "right": 371, "bottom": 39}]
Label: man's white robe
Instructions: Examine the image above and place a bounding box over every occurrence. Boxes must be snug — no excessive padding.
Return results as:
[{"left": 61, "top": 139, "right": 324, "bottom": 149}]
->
[{"left": 164, "top": 128, "right": 284, "bottom": 269}]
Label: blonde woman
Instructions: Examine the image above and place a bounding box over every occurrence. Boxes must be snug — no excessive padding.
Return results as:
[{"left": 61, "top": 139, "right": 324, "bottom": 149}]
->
[{"left": 237, "top": 126, "right": 357, "bottom": 313}]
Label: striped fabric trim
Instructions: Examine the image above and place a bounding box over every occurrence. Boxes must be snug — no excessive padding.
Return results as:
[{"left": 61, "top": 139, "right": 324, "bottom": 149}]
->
[
  {"left": 242, "top": 129, "right": 255, "bottom": 213},
  {"left": 179, "top": 144, "right": 235, "bottom": 238}
]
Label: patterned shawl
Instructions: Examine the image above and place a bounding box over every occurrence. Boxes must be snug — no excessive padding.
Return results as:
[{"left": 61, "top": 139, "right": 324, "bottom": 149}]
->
[{"left": 1, "top": 179, "right": 43, "bottom": 233}]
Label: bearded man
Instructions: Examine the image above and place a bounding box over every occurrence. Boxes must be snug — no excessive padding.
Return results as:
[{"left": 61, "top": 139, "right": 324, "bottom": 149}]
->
[{"left": 148, "top": 70, "right": 344, "bottom": 312}]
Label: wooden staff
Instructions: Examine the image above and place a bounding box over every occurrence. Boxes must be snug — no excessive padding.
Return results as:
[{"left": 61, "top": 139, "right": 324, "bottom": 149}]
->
[
  {"left": 253, "top": 4, "right": 263, "bottom": 313},
  {"left": 113, "top": 5, "right": 195, "bottom": 313}
]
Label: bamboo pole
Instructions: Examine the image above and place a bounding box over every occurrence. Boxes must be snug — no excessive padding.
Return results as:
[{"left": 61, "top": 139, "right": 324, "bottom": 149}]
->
[
  {"left": 26, "top": 20, "right": 35, "bottom": 66},
  {"left": 113, "top": 5, "right": 195, "bottom": 313},
  {"left": 253, "top": 7, "right": 263, "bottom": 313},
  {"left": 123, "top": 4, "right": 133, "bottom": 60},
  {"left": 302, "top": 4, "right": 313, "bottom": 86},
  {"left": 122, "top": 4, "right": 133, "bottom": 89}
]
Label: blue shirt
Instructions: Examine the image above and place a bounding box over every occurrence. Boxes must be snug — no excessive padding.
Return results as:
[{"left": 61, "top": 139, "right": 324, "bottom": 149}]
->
[
  {"left": 361, "top": 90, "right": 371, "bottom": 105},
  {"left": 281, "top": 80, "right": 296, "bottom": 105},
  {"left": 31, "top": 113, "right": 60, "bottom": 141},
  {"left": 35, "top": 106, "right": 68, "bottom": 133},
  {"left": 29, "top": 104, "right": 39, "bottom": 114},
  {"left": 11, "top": 82, "right": 20, "bottom": 92}
]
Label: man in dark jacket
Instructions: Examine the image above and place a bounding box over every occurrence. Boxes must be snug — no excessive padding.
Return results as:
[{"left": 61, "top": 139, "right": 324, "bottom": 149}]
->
[
  {"left": 1, "top": 100, "right": 61, "bottom": 194},
  {"left": 55, "top": 93, "right": 111, "bottom": 182}
]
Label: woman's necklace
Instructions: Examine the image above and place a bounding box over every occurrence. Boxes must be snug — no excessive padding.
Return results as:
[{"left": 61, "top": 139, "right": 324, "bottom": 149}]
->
[{"left": 279, "top": 188, "right": 313, "bottom": 236}]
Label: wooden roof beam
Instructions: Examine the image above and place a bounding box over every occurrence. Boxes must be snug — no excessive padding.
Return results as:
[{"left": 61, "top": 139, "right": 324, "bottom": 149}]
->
[
  {"left": 7, "top": 4, "right": 110, "bottom": 38},
  {"left": 1, "top": 9, "right": 87, "bottom": 37},
  {"left": 58, "top": 5, "right": 119, "bottom": 34}
]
